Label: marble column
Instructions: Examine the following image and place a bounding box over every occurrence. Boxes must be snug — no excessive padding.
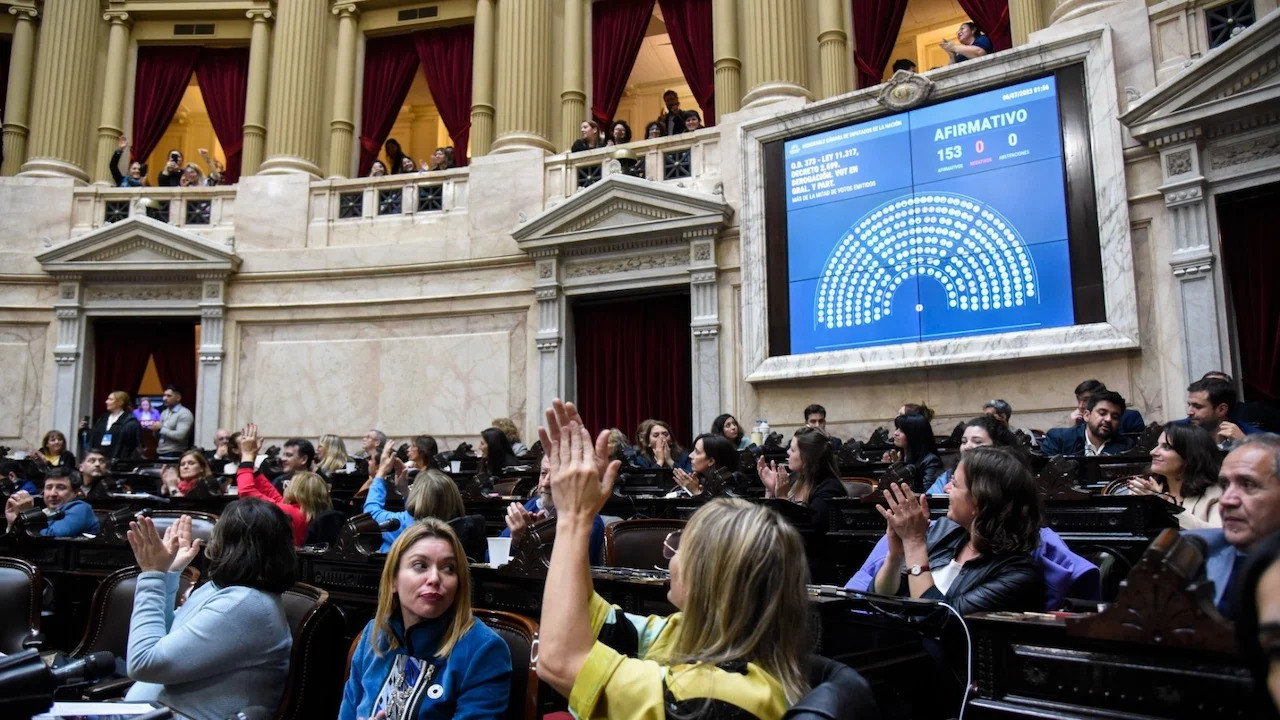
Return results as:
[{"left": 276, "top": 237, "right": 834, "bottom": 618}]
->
[
  {"left": 740, "top": 0, "right": 810, "bottom": 107},
  {"left": 532, "top": 252, "right": 567, "bottom": 411},
  {"left": 2, "top": 4, "right": 38, "bottom": 176},
  {"left": 51, "top": 279, "right": 86, "bottom": 440},
  {"left": 240, "top": 8, "right": 274, "bottom": 177},
  {"left": 1050, "top": 0, "right": 1123, "bottom": 25},
  {"left": 1158, "top": 143, "right": 1225, "bottom": 382},
  {"left": 327, "top": 3, "right": 359, "bottom": 178},
  {"left": 687, "top": 231, "right": 722, "bottom": 433},
  {"left": 197, "top": 279, "right": 227, "bottom": 448},
  {"left": 93, "top": 11, "right": 132, "bottom": 185},
  {"left": 490, "top": 0, "right": 554, "bottom": 154},
  {"left": 19, "top": 0, "right": 99, "bottom": 181},
  {"left": 816, "top": 0, "right": 850, "bottom": 99},
  {"left": 1009, "top": 0, "right": 1045, "bottom": 46},
  {"left": 712, "top": 0, "right": 742, "bottom": 120},
  {"left": 470, "top": 0, "right": 496, "bottom": 157},
  {"left": 259, "top": 0, "right": 327, "bottom": 176},
  {"left": 559, "top": 0, "right": 586, "bottom": 152}
]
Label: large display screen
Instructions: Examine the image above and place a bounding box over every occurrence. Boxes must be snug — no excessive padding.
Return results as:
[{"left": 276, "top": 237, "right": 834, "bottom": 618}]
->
[{"left": 782, "top": 75, "right": 1076, "bottom": 354}]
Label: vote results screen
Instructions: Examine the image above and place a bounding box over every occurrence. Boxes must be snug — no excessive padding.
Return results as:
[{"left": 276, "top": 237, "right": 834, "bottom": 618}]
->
[{"left": 784, "top": 76, "right": 1075, "bottom": 354}]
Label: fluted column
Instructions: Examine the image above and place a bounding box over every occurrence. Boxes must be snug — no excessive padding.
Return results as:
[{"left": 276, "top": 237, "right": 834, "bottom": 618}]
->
[
  {"left": 240, "top": 8, "right": 274, "bottom": 177},
  {"left": 327, "top": 3, "right": 359, "bottom": 178},
  {"left": 712, "top": 0, "right": 741, "bottom": 120},
  {"left": 1009, "top": 0, "right": 1045, "bottom": 45},
  {"left": 816, "top": 0, "right": 850, "bottom": 99},
  {"left": 559, "top": 0, "right": 586, "bottom": 152},
  {"left": 1050, "top": 0, "right": 1123, "bottom": 25},
  {"left": 741, "top": 0, "right": 809, "bottom": 107},
  {"left": 469, "top": 0, "right": 496, "bottom": 157},
  {"left": 19, "top": 0, "right": 99, "bottom": 180},
  {"left": 259, "top": 0, "right": 327, "bottom": 176},
  {"left": 490, "top": 0, "right": 554, "bottom": 154},
  {"left": 1, "top": 4, "right": 39, "bottom": 176},
  {"left": 93, "top": 11, "right": 132, "bottom": 185}
]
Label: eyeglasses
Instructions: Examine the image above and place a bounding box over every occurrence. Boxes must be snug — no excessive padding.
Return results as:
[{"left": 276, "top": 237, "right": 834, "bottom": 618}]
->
[{"left": 662, "top": 530, "right": 682, "bottom": 560}]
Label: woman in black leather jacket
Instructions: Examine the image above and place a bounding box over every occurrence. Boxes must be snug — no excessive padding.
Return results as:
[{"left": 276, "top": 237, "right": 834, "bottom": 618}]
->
[{"left": 872, "top": 445, "right": 1043, "bottom": 615}]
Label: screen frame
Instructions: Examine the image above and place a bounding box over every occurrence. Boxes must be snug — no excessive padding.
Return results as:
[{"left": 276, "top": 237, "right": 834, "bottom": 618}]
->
[{"left": 737, "top": 27, "right": 1138, "bottom": 383}]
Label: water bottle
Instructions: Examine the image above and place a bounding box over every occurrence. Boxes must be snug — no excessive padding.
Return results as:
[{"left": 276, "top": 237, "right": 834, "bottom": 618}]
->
[{"left": 751, "top": 419, "right": 766, "bottom": 447}]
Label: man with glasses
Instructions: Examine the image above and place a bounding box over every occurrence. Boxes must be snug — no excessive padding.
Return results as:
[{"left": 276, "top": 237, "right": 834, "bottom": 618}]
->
[{"left": 502, "top": 455, "right": 606, "bottom": 564}]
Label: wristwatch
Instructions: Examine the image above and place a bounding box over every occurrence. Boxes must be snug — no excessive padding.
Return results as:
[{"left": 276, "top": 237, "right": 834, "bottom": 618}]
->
[{"left": 909, "top": 563, "right": 931, "bottom": 576}]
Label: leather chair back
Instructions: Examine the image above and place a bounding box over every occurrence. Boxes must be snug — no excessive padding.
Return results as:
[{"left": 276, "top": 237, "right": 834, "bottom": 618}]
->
[
  {"left": 604, "top": 519, "right": 686, "bottom": 570},
  {"left": 0, "top": 558, "right": 41, "bottom": 654},
  {"left": 449, "top": 514, "right": 489, "bottom": 562},
  {"left": 475, "top": 609, "right": 539, "bottom": 720},
  {"left": 275, "top": 582, "right": 346, "bottom": 720},
  {"left": 72, "top": 565, "right": 199, "bottom": 659},
  {"left": 149, "top": 510, "right": 219, "bottom": 545}
]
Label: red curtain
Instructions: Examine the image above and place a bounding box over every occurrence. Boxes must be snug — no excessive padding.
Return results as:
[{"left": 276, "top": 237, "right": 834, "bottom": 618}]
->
[
  {"left": 591, "top": 0, "right": 657, "bottom": 128},
  {"left": 92, "top": 322, "right": 157, "bottom": 410},
  {"left": 357, "top": 34, "right": 420, "bottom": 176},
  {"left": 414, "top": 25, "right": 473, "bottom": 166},
  {"left": 573, "top": 294, "right": 692, "bottom": 449},
  {"left": 852, "top": 0, "right": 910, "bottom": 89},
  {"left": 657, "top": 0, "right": 715, "bottom": 126},
  {"left": 1219, "top": 187, "right": 1280, "bottom": 401},
  {"left": 131, "top": 46, "right": 202, "bottom": 163},
  {"left": 194, "top": 47, "right": 250, "bottom": 184},
  {"left": 150, "top": 322, "right": 198, "bottom": 415},
  {"left": 956, "top": 0, "right": 1012, "bottom": 52}
]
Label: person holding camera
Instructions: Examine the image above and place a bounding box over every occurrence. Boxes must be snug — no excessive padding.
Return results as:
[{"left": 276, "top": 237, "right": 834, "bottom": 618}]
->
[
  {"left": 158, "top": 149, "right": 184, "bottom": 186},
  {"left": 4, "top": 472, "right": 101, "bottom": 537}
]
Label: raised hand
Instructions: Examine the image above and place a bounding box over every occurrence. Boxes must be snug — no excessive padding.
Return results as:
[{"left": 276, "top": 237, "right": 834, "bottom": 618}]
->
[
  {"left": 378, "top": 440, "right": 399, "bottom": 478},
  {"left": 117, "top": 135, "right": 128, "bottom": 149},
  {"left": 544, "top": 418, "right": 617, "bottom": 522},
  {"left": 238, "top": 423, "right": 263, "bottom": 460},
  {"left": 538, "top": 398, "right": 617, "bottom": 488}
]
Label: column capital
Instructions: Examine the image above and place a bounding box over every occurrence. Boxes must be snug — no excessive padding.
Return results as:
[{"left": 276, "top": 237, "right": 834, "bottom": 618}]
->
[
  {"left": 8, "top": 4, "right": 38, "bottom": 21},
  {"left": 102, "top": 10, "right": 131, "bottom": 24},
  {"left": 332, "top": 2, "right": 359, "bottom": 18},
  {"left": 246, "top": 8, "right": 275, "bottom": 22}
]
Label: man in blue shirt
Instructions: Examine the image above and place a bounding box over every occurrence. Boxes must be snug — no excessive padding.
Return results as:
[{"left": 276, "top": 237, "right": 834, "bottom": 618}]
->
[
  {"left": 502, "top": 456, "right": 605, "bottom": 565},
  {"left": 0, "top": 458, "right": 39, "bottom": 496},
  {"left": 4, "top": 472, "right": 100, "bottom": 537},
  {"left": 1186, "top": 434, "right": 1280, "bottom": 619},
  {"left": 1176, "top": 377, "right": 1262, "bottom": 450}
]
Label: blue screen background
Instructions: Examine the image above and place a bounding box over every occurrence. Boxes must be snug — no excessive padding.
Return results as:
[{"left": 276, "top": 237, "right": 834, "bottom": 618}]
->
[{"left": 783, "top": 76, "right": 1075, "bottom": 354}]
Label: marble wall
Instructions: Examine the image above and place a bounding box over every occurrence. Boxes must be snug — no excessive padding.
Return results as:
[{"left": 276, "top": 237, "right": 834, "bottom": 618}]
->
[{"left": 0, "top": 324, "right": 50, "bottom": 447}]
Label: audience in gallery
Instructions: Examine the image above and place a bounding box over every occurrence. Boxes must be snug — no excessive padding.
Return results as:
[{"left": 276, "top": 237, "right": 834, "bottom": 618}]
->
[
  {"left": 1041, "top": 389, "right": 1135, "bottom": 456},
  {"left": 1187, "top": 434, "right": 1280, "bottom": 620},
  {"left": 1236, "top": 530, "right": 1280, "bottom": 717},
  {"left": 571, "top": 119, "right": 606, "bottom": 152},
  {"left": 156, "top": 147, "right": 223, "bottom": 187},
  {"left": 397, "top": 156, "right": 419, "bottom": 173},
  {"left": 110, "top": 136, "right": 149, "bottom": 187},
  {"left": 710, "top": 412, "right": 752, "bottom": 451},
  {"left": 503, "top": 454, "right": 607, "bottom": 565},
  {"left": 891, "top": 58, "right": 917, "bottom": 73},
  {"left": 35, "top": 429, "right": 76, "bottom": 471},
  {"left": 317, "top": 433, "right": 351, "bottom": 475},
  {"left": 1179, "top": 377, "right": 1262, "bottom": 449},
  {"left": 406, "top": 434, "right": 439, "bottom": 469},
  {"left": 672, "top": 432, "right": 740, "bottom": 499},
  {"left": 683, "top": 109, "right": 703, "bottom": 131},
  {"left": 925, "top": 415, "right": 1026, "bottom": 494},
  {"left": 1123, "top": 422, "right": 1223, "bottom": 529},
  {"left": 133, "top": 397, "right": 161, "bottom": 424},
  {"left": 886, "top": 411, "right": 943, "bottom": 491},
  {"left": 1069, "top": 379, "right": 1146, "bottom": 433},
  {"left": 341, "top": 518, "right": 512, "bottom": 720},
  {"left": 478, "top": 426, "right": 521, "bottom": 478},
  {"left": 123, "top": 503, "right": 294, "bottom": 718},
  {"left": 873, "top": 446, "right": 1044, "bottom": 615},
  {"left": 0, "top": 458, "right": 39, "bottom": 496},
  {"left": 89, "top": 390, "right": 144, "bottom": 460},
  {"left": 234, "top": 423, "right": 333, "bottom": 546},
  {"left": 384, "top": 138, "right": 411, "bottom": 175},
  {"left": 160, "top": 448, "right": 219, "bottom": 498},
  {"left": 490, "top": 417, "right": 528, "bottom": 456},
  {"left": 942, "top": 21, "right": 993, "bottom": 64},
  {"left": 643, "top": 121, "right": 663, "bottom": 140},
  {"left": 656, "top": 88, "right": 687, "bottom": 137},
  {"left": 420, "top": 146, "right": 456, "bottom": 172},
  {"left": 629, "top": 418, "right": 691, "bottom": 471},
  {"left": 366, "top": 439, "right": 467, "bottom": 552},
  {"left": 149, "top": 385, "right": 194, "bottom": 460},
  {"left": 4, "top": 471, "right": 101, "bottom": 537},
  {"left": 757, "top": 426, "right": 849, "bottom": 533},
  {"left": 368, "top": 159, "right": 389, "bottom": 177},
  {"left": 606, "top": 119, "right": 633, "bottom": 146}
]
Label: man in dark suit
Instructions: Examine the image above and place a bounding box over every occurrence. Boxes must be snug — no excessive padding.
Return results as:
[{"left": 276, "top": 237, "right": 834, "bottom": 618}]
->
[
  {"left": 1041, "top": 390, "right": 1134, "bottom": 456},
  {"left": 1070, "top": 379, "right": 1146, "bottom": 434},
  {"left": 1175, "top": 377, "right": 1262, "bottom": 450},
  {"left": 657, "top": 89, "right": 687, "bottom": 136}
]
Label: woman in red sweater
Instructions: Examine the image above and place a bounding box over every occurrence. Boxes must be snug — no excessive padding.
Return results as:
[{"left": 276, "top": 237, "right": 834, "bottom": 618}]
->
[{"left": 235, "top": 423, "right": 332, "bottom": 546}]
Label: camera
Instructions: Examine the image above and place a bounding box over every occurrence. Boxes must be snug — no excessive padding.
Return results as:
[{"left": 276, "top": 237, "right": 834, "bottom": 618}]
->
[{"left": 169, "top": 151, "right": 180, "bottom": 162}]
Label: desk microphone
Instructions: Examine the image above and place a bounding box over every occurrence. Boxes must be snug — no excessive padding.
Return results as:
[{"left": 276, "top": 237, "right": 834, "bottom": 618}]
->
[
  {"left": 378, "top": 518, "right": 401, "bottom": 533},
  {"left": 0, "top": 649, "right": 117, "bottom": 719},
  {"left": 50, "top": 651, "right": 116, "bottom": 685},
  {"left": 16, "top": 507, "right": 64, "bottom": 528},
  {"left": 109, "top": 506, "right": 154, "bottom": 526}
]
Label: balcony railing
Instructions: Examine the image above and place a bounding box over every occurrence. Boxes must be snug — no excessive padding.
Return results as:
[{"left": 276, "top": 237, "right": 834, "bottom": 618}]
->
[
  {"left": 310, "top": 167, "right": 468, "bottom": 226},
  {"left": 545, "top": 127, "right": 722, "bottom": 201},
  {"left": 71, "top": 185, "right": 237, "bottom": 236}
]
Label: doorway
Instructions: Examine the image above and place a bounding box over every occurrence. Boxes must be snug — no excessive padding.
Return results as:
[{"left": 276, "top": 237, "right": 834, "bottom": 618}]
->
[{"left": 571, "top": 290, "right": 693, "bottom": 447}]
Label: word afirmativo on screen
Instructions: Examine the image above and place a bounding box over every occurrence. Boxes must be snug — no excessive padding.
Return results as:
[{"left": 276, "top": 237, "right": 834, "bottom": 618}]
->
[{"left": 783, "top": 76, "right": 1074, "bottom": 354}]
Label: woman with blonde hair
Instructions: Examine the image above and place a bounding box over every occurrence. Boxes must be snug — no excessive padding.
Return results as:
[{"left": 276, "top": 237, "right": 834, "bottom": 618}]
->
[
  {"left": 366, "top": 439, "right": 467, "bottom": 551},
  {"left": 90, "top": 390, "right": 143, "bottom": 460},
  {"left": 316, "top": 434, "right": 351, "bottom": 475},
  {"left": 235, "top": 423, "right": 333, "bottom": 546},
  {"left": 537, "top": 400, "right": 816, "bottom": 718},
  {"left": 340, "top": 519, "right": 512, "bottom": 720}
]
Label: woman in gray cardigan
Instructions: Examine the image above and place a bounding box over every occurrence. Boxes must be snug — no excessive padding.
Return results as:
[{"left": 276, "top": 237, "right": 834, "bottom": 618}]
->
[{"left": 123, "top": 499, "right": 296, "bottom": 720}]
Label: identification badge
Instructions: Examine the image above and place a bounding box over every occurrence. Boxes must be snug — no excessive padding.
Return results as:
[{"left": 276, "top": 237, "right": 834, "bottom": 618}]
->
[{"left": 100, "top": 433, "right": 113, "bottom": 446}]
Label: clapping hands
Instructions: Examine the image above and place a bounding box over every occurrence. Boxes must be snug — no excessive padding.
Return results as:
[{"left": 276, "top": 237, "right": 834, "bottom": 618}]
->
[
  {"left": 756, "top": 457, "right": 790, "bottom": 499},
  {"left": 127, "top": 515, "right": 202, "bottom": 574}
]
